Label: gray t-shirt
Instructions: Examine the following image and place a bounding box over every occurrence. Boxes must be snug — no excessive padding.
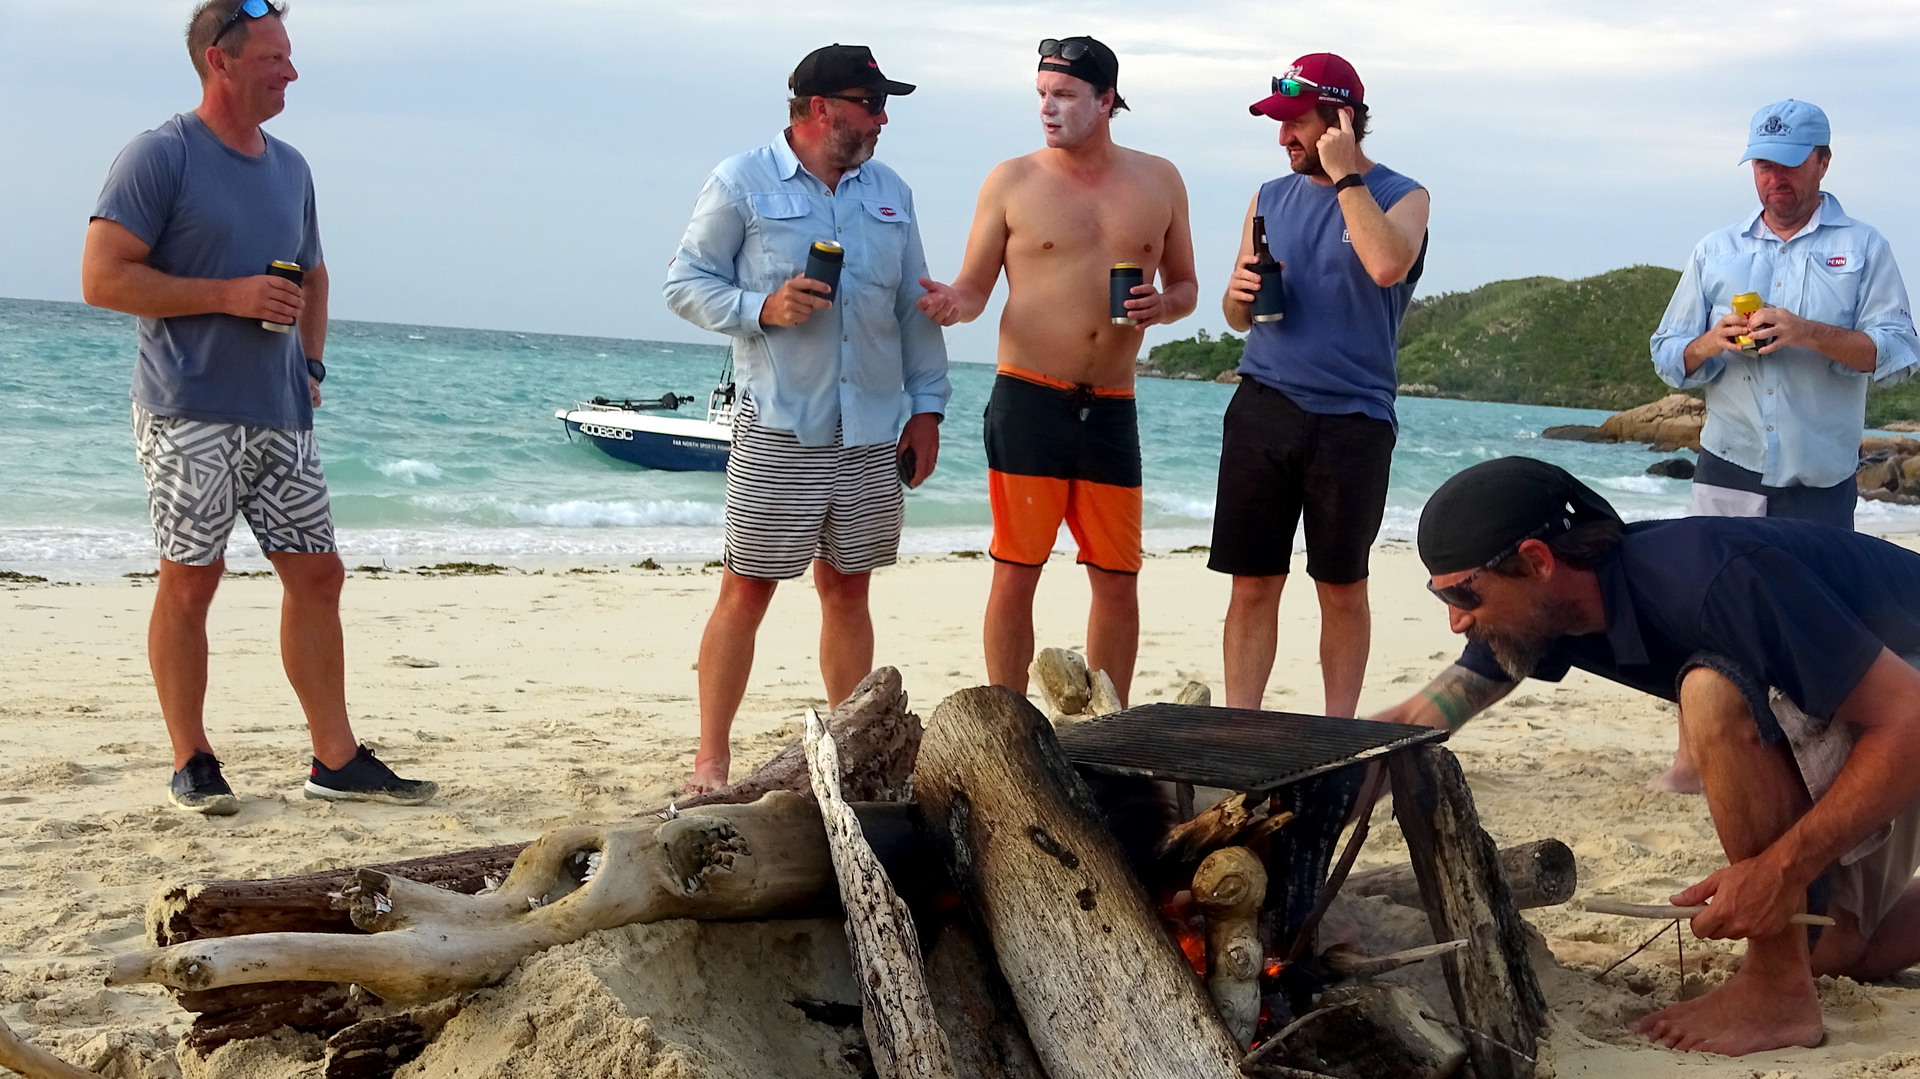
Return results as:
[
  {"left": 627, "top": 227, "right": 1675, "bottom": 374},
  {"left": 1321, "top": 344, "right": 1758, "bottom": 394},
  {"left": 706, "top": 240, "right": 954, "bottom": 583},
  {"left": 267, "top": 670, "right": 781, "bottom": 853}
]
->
[{"left": 92, "top": 112, "right": 323, "bottom": 430}]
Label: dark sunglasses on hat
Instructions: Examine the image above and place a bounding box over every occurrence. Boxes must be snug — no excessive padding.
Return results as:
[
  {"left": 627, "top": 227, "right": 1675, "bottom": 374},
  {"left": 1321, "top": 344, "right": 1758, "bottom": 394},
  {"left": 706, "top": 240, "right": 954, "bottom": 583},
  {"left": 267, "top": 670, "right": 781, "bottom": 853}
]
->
[
  {"left": 1424, "top": 520, "right": 1565, "bottom": 611},
  {"left": 212, "top": 0, "right": 278, "bottom": 46},
  {"left": 1038, "top": 38, "right": 1093, "bottom": 62},
  {"left": 822, "top": 92, "right": 887, "bottom": 116}
]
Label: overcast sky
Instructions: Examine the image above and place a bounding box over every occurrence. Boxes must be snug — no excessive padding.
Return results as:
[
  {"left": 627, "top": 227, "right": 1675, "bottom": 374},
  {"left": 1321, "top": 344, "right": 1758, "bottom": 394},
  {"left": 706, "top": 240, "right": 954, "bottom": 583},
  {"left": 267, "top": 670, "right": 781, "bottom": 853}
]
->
[{"left": 3, "top": 0, "right": 1916, "bottom": 352}]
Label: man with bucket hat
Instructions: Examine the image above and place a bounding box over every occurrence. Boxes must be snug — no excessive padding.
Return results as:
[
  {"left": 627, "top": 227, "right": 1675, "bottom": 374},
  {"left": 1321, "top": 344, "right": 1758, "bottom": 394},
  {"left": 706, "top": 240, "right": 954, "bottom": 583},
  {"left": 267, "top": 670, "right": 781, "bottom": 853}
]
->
[
  {"left": 1372, "top": 456, "right": 1920, "bottom": 1055},
  {"left": 1647, "top": 99, "right": 1918, "bottom": 790},
  {"left": 664, "top": 44, "right": 951, "bottom": 793}
]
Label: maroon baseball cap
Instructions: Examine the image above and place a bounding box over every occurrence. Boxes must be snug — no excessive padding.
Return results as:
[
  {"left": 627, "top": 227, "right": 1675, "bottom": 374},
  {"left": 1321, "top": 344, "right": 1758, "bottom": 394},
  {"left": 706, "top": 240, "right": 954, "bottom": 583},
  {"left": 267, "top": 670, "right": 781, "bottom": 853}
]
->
[{"left": 1249, "top": 53, "right": 1363, "bottom": 121}]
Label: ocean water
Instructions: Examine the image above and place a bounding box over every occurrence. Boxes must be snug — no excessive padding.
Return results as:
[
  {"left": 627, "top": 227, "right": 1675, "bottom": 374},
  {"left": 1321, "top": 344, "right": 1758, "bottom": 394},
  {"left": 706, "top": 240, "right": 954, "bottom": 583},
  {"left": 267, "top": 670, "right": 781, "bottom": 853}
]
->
[{"left": 4, "top": 296, "right": 1917, "bottom": 579}]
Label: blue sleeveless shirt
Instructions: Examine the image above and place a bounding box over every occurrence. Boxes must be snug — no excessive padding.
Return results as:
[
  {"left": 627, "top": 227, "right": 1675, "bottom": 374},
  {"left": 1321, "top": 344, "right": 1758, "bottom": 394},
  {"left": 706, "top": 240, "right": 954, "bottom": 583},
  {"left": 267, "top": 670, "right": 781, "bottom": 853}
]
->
[{"left": 1237, "top": 165, "right": 1426, "bottom": 428}]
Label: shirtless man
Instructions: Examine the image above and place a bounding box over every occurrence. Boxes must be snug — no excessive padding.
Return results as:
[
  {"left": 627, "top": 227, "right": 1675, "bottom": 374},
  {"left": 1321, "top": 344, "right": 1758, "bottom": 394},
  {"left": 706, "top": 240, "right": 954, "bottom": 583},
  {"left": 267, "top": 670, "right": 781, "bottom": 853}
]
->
[{"left": 919, "top": 36, "right": 1197, "bottom": 703}]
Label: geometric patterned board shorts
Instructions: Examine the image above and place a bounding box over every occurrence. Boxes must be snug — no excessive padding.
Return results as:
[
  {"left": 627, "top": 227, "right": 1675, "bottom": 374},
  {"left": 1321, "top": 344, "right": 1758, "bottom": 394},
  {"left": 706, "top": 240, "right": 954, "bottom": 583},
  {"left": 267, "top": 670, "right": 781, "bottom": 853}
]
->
[
  {"left": 131, "top": 404, "right": 336, "bottom": 566},
  {"left": 721, "top": 396, "right": 903, "bottom": 581}
]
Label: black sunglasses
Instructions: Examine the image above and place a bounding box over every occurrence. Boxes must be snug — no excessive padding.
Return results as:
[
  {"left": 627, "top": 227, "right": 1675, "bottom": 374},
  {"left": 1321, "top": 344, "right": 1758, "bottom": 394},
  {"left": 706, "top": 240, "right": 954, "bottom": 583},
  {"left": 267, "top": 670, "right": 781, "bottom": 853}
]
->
[
  {"left": 1425, "top": 520, "right": 1565, "bottom": 610},
  {"left": 822, "top": 93, "right": 887, "bottom": 117},
  {"left": 211, "top": 0, "right": 276, "bottom": 46},
  {"left": 1039, "top": 38, "right": 1093, "bottom": 62}
]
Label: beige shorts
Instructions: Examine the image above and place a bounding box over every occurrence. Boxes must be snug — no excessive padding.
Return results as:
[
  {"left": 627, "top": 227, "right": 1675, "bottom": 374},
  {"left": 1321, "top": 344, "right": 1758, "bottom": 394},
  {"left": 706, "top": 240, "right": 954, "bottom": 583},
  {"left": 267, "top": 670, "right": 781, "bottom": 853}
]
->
[{"left": 1770, "top": 663, "right": 1920, "bottom": 939}]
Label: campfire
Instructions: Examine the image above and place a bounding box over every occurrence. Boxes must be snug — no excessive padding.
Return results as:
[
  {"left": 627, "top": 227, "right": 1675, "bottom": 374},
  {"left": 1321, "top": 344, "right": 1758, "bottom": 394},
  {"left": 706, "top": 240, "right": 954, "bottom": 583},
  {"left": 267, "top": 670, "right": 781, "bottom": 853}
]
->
[{"left": 0, "top": 663, "right": 1572, "bottom": 1079}]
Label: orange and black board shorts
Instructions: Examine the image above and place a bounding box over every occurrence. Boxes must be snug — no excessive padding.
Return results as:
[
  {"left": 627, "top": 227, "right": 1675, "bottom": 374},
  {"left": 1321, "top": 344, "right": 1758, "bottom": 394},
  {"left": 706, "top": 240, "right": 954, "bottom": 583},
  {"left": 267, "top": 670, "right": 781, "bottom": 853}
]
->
[{"left": 984, "top": 366, "right": 1143, "bottom": 574}]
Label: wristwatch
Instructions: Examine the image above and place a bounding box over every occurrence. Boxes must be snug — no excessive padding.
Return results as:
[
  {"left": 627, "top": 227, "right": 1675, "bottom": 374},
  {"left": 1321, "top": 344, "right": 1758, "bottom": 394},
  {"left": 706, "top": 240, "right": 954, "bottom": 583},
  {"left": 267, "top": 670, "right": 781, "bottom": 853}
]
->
[
  {"left": 1333, "top": 173, "right": 1367, "bottom": 193},
  {"left": 306, "top": 358, "right": 327, "bottom": 383}
]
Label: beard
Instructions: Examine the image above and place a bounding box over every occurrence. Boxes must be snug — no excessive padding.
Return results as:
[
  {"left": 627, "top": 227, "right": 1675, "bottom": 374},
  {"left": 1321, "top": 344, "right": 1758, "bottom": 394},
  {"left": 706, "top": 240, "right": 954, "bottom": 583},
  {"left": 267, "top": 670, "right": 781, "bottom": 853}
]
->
[
  {"left": 1467, "top": 596, "right": 1583, "bottom": 681},
  {"left": 826, "top": 113, "right": 878, "bottom": 171},
  {"left": 1288, "top": 144, "right": 1325, "bottom": 178}
]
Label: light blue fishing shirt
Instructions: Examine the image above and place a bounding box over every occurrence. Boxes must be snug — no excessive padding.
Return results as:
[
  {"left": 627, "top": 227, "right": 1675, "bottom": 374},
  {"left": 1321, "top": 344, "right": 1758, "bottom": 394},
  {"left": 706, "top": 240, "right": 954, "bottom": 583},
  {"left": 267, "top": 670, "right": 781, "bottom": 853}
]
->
[
  {"left": 664, "top": 133, "right": 949, "bottom": 448},
  {"left": 1651, "top": 192, "right": 1919, "bottom": 488}
]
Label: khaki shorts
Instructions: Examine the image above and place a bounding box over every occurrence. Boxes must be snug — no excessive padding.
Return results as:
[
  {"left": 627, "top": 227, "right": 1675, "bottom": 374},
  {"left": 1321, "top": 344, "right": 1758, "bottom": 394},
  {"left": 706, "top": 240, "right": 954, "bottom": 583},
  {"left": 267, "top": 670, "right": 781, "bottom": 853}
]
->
[{"left": 1770, "top": 659, "right": 1920, "bottom": 939}]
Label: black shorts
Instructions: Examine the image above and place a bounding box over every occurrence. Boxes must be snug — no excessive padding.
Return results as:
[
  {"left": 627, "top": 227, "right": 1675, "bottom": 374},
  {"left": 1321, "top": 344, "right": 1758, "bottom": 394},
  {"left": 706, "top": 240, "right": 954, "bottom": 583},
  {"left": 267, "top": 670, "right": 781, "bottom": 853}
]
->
[{"left": 1207, "top": 379, "right": 1395, "bottom": 584}]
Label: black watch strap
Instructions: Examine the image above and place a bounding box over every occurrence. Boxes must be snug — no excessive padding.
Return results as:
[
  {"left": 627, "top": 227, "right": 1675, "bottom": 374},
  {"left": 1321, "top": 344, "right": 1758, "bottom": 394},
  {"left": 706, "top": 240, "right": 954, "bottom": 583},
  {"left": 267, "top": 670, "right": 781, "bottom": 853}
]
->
[
  {"left": 306, "top": 358, "right": 327, "bottom": 383},
  {"left": 1333, "top": 173, "right": 1367, "bottom": 193}
]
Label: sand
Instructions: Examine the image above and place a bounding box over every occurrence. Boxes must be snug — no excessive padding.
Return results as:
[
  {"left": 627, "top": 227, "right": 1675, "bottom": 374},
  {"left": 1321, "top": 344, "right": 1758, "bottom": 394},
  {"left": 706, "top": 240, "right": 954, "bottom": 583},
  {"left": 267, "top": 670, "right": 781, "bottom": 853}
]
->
[{"left": 4, "top": 544, "right": 1920, "bottom": 1078}]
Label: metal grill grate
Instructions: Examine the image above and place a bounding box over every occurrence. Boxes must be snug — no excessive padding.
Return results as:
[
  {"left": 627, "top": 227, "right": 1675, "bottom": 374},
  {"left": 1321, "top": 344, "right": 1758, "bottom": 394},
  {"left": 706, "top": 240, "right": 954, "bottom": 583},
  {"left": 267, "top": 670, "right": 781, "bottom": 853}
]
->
[{"left": 1055, "top": 703, "right": 1447, "bottom": 793}]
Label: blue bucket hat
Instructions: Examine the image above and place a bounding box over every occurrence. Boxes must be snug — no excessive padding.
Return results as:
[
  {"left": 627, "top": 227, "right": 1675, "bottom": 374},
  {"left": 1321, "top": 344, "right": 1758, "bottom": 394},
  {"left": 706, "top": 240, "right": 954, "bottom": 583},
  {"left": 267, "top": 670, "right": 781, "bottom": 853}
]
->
[{"left": 1739, "top": 99, "right": 1830, "bottom": 168}]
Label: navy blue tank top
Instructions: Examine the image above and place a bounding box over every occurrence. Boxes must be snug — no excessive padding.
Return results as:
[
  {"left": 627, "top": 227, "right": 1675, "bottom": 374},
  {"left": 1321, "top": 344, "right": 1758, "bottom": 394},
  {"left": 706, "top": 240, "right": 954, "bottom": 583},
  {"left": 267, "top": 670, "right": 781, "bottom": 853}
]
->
[{"left": 1237, "top": 165, "right": 1426, "bottom": 429}]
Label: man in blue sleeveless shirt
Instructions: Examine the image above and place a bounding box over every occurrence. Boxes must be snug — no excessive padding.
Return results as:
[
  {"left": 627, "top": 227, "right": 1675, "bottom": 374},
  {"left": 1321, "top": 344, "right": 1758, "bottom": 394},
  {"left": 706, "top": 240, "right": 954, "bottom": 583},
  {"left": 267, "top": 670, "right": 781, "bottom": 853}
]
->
[
  {"left": 1210, "top": 53, "right": 1430, "bottom": 717},
  {"left": 81, "top": 1, "right": 435, "bottom": 814}
]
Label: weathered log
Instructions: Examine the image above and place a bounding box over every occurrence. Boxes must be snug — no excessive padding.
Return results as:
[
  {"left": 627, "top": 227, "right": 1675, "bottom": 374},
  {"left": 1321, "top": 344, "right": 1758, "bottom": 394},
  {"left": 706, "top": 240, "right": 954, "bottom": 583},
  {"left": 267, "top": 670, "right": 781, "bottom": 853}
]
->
[
  {"left": 1240, "top": 985, "right": 1466, "bottom": 1079},
  {"left": 151, "top": 665, "right": 918, "bottom": 948},
  {"left": 1087, "top": 669, "right": 1123, "bottom": 717},
  {"left": 1388, "top": 746, "right": 1546, "bottom": 1079},
  {"left": 914, "top": 685, "right": 1242, "bottom": 1079},
  {"left": 320, "top": 997, "right": 464, "bottom": 1079},
  {"left": 922, "top": 921, "right": 1048, "bottom": 1079},
  {"left": 1345, "top": 840, "right": 1576, "bottom": 912},
  {"left": 1194, "top": 847, "right": 1267, "bottom": 1049},
  {"left": 804, "top": 710, "right": 956, "bottom": 1079},
  {"left": 108, "top": 792, "right": 866, "bottom": 1004},
  {"left": 0, "top": 1013, "right": 104, "bottom": 1079}
]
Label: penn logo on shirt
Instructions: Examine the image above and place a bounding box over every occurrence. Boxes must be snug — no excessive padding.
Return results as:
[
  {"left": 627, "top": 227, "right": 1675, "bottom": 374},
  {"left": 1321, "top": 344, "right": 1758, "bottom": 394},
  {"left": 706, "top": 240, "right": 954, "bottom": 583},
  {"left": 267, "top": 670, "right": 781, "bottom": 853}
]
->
[
  {"left": 1826, "top": 255, "right": 1849, "bottom": 268},
  {"left": 878, "top": 206, "right": 899, "bottom": 217}
]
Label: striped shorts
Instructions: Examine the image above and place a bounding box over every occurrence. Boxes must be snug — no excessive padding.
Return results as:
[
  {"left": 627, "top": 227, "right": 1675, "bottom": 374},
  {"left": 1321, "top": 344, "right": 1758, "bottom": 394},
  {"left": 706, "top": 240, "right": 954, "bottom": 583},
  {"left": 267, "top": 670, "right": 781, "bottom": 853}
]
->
[
  {"left": 131, "top": 404, "right": 336, "bottom": 566},
  {"left": 723, "top": 398, "right": 904, "bottom": 580}
]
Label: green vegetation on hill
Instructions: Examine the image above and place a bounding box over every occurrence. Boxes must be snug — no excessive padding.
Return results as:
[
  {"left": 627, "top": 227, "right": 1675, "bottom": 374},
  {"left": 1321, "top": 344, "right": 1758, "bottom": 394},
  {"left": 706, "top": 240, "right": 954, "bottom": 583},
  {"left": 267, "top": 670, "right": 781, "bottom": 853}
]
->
[{"left": 1142, "top": 266, "right": 1920, "bottom": 426}]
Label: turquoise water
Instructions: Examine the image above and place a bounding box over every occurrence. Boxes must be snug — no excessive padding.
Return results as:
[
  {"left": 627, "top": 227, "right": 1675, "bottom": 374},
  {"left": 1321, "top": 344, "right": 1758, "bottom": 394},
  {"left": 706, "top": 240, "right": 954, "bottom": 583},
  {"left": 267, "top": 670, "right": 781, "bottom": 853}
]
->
[{"left": 4, "top": 296, "right": 1915, "bottom": 578}]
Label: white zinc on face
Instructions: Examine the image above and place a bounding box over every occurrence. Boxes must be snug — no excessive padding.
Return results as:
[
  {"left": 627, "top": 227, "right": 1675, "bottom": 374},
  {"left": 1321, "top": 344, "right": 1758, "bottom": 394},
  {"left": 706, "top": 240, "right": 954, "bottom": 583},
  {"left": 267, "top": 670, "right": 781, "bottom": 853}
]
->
[{"left": 1037, "top": 69, "right": 1109, "bottom": 148}]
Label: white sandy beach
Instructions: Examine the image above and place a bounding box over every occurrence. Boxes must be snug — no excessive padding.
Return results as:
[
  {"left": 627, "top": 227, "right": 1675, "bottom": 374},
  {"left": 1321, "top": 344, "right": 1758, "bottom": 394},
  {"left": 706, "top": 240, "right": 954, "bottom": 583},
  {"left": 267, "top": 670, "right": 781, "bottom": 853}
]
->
[{"left": 4, "top": 543, "right": 1920, "bottom": 1078}]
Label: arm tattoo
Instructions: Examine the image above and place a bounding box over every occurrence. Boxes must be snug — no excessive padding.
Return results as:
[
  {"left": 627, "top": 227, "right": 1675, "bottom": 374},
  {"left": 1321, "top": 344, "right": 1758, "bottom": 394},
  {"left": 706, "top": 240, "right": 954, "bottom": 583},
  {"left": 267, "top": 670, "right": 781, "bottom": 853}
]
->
[{"left": 1415, "top": 665, "right": 1516, "bottom": 731}]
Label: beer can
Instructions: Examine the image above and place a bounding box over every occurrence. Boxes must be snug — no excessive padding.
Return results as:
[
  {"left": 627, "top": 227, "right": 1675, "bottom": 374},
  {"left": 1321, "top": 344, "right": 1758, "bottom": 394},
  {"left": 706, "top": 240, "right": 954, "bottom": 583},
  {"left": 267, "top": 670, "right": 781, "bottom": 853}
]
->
[
  {"left": 1731, "top": 292, "right": 1764, "bottom": 354},
  {"left": 805, "top": 240, "right": 844, "bottom": 300},
  {"left": 1110, "top": 264, "right": 1144, "bottom": 326},
  {"left": 262, "top": 260, "right": 304, "bottom": 333}
]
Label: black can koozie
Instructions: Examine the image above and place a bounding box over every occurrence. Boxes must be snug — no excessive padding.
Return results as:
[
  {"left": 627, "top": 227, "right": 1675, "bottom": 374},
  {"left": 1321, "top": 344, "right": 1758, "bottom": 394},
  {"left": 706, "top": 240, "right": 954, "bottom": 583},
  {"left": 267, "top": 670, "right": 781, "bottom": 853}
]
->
[
  {"left": 1109, "top": 264, "right": 1144, "bottom": 326},
  {"left": 805, "top": 240, "right": 844, "bottom": 300}
]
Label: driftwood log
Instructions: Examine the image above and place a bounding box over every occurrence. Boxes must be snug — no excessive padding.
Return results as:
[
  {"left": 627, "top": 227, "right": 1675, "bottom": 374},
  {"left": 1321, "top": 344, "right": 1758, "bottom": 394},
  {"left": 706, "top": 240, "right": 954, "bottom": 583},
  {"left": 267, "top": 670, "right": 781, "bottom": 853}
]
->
[
  {"left": 151, "top": 667, "right": 919, "bottom": 1045},
  {"left": 108, "top": 791, "right": 855, "bottom": 1003},
  {"left": 1241, "top": 984, "right": 1467, "bottom": 1079},
  {"left": 803, "top": 710, "right": 956, "bottom": 1079},
  {"left": 154, "top": 666, "right": 917, "bottom": 948},
  {"left": 922, "top": 922, "right": 1048, "bottom": 1079},
  {"left": 914, "top": 686, "right": 1242, "bottom": 1079},
  {"left": 1193, "top": 847, "right": 1267, "bottom": 1048},
  {"left": 1389, "top": 746, "right": 1547, "bottom": 1079},
  {"left": 1346, "top": 839, "right": 1576, "bottom": 912}
]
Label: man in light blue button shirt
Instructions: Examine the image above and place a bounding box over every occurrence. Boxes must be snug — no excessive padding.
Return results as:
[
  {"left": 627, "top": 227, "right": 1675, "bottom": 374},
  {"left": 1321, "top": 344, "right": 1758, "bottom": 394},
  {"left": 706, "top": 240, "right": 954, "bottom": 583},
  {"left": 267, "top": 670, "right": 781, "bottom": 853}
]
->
[
  {"left": 1651, "top": 99, "right": 1919, "bottom": 529},
  {"left": 1649, "top": 99, "right": 1919, "bottom": 794},
  {"left": 664, "top": 44, "right": 950, "bottom": 792}
]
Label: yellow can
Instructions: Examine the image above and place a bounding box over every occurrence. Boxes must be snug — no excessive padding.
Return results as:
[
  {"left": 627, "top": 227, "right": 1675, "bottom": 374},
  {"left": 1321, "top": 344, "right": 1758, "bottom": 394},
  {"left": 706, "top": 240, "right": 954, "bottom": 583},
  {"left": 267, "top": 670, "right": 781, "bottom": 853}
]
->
[{"left": 1731, "top": 292, "right": 1764, "bottom": 353}]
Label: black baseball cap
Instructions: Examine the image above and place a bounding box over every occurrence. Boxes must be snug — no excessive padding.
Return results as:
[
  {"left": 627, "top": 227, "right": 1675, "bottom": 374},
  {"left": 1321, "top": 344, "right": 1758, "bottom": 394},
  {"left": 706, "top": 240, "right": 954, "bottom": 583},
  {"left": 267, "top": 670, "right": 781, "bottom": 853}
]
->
[
  {"left": 790, "top": 44, "right": 916, "bottom": 98},
  {"left": 1416, "top": 457, "right": 1622, "bottom": 575}
]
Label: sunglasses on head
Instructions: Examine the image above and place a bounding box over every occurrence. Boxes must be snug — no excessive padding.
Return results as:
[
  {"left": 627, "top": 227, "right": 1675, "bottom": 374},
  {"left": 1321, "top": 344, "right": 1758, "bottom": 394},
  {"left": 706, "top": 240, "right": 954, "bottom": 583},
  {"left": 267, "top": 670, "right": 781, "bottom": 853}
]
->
[
  {"left": 1038, "top": 38, "right": 1093, "bottom": 62},
  {"left": 212, "top": 0, "right": 276, "bottom": 46},
  {"left": 1425, "top": 520, "right": 1566, "bottom": 611},
  {"left": 822, "top": 93, "right": 887, "bottom": 116},
  {"left": 1270, "top": 73, "right": 1330, "bottom": 98}
]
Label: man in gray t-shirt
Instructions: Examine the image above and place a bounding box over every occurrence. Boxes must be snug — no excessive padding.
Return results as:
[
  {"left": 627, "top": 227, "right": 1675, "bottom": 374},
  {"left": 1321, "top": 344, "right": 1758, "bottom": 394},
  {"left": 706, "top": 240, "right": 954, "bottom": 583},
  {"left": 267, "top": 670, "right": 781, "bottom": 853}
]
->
[{"left": 81, "top": 0, "right": 432, "bottom": 813}]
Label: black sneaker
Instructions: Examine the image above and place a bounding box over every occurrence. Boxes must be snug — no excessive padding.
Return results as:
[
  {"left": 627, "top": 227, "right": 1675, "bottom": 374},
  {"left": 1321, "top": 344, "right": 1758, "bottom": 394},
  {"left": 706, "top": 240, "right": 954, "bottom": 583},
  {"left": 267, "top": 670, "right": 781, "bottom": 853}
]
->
[
  {"left": 169, "top": 750, "right": 240, "bottom": 816},
  {"left": 304, "top": 745, "right": 437, "bottom": 805}
]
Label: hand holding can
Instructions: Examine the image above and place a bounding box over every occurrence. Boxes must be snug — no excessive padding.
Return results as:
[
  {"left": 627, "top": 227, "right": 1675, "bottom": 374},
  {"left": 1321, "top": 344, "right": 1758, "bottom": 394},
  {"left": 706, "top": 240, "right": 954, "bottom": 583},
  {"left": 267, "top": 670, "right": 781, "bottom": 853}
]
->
[
  {"left": 262, "top": 261, "right": 304, "bottom": 333},
  {"left": 1731, "top": 292, "right": 1766, "bottom": 355},
  {"left": 1110, "top": 264, "right": 1144, "bottom": 326},
  {"left": 804, "top": 240, "right": 844, "bottom": 301}
]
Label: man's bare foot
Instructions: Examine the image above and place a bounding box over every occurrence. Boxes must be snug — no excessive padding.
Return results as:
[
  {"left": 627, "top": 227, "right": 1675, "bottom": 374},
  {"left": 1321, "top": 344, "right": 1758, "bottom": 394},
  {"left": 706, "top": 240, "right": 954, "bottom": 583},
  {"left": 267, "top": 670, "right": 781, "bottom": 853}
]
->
[
  {"left": 1633, "top": 965, "right": 1823, "bottom": 1055},
  {"left": 682, "top": 753, "right": 729, "bottom": 795},
  {"left": 1647, "top": 761, "right": 1705, "bottom": 795}
]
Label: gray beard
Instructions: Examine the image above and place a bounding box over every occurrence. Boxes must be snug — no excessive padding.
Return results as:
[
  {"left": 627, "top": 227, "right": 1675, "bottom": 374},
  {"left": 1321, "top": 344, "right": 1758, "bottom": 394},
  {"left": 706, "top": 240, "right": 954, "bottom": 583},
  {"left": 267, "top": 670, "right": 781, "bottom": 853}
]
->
[
  {"left": 1470, "top": 596, "right": 1583, "bottom": 681},
  {"left": 827, "top": 117, "right": 876, "bottom": 171}
]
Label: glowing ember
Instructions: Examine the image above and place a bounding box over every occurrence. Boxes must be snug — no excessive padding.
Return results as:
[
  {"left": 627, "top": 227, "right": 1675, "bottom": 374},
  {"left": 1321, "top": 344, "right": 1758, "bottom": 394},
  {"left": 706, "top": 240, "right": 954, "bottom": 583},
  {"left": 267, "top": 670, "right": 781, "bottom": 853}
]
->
[{"left": 1263, "top": 957, "right": 1284, "bottom": 978}]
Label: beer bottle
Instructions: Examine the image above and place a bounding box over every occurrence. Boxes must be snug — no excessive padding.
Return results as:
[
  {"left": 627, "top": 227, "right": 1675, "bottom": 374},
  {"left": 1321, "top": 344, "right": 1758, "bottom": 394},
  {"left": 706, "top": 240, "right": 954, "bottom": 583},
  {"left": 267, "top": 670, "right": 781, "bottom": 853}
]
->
[{"left": 1250, "top": 216, "right": 1285, "bottom": 324}]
